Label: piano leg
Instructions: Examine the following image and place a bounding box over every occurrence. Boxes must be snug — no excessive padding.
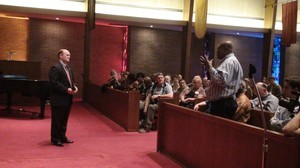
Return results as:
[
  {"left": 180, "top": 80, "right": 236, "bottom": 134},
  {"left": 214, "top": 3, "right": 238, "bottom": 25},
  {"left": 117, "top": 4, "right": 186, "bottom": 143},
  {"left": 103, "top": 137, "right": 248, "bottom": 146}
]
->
[
  {"left": 39, "top": 99, "right": 46, "bottom": 119},
  {"left": 1, "top": 92, "right": 12, "bottom": 113}
]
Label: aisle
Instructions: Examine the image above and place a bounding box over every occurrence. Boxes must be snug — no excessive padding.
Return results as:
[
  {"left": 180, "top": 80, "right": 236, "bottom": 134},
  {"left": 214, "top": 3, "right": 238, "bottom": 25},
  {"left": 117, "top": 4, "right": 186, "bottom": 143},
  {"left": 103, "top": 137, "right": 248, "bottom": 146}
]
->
[{"left": 0, "top": 101, "right": 180, "bottom": 168}]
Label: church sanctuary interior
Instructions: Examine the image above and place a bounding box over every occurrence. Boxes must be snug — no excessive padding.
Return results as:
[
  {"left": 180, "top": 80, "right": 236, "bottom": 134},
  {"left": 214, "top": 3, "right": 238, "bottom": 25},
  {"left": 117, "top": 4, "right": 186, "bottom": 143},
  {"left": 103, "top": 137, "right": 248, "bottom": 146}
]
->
[{"left": 0, "top": 0, "right": 300, "bottom": 167}]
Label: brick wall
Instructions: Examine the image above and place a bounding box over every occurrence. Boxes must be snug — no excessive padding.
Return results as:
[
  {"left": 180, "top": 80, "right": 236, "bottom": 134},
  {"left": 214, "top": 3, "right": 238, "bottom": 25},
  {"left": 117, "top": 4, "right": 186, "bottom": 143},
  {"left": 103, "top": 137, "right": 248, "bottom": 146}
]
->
[
  {"left": 190, "top": 34, "right": 206, "bottom": 81},
  {"left": 28, "top": 18, "right": 85, "bottom": 98},
  {"left": 0, "top": 17, "right": 28, "bottom": 61},
  {"left": 89, "top": 25, "right": 124, "bottom": 85},
  {"left": 285, "top": 41, "right": 300, "bottom": 78},
  {"left": 129, "top": 26, "right": 183, "bottom": 77},
  {"left": 1, "top": 16, "right": 299, "bottom": 99}
]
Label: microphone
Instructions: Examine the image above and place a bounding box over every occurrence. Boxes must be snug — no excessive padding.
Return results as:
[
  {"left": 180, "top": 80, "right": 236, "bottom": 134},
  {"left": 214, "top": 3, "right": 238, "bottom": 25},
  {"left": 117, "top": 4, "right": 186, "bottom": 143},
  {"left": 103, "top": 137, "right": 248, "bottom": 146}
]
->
[{"left": 248, "top": 64, "right": 256, "bottom": 79}]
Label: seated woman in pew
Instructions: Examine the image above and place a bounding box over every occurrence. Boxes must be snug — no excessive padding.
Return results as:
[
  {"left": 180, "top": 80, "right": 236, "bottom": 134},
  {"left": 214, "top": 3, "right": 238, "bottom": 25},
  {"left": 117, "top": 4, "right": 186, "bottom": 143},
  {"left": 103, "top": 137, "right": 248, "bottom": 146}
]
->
[
  {"left": 232, "top": 80, "right": 251, "bottom": 123},
  {"left": 106, "top": 69, "right": 121, "bottom": 89}
]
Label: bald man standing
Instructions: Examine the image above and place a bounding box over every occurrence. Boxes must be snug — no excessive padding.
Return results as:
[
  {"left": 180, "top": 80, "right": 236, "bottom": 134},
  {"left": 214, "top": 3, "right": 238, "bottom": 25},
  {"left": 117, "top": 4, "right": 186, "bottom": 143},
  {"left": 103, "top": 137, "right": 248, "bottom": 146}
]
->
[
  {"left": 49, "top": 49, "right": 78, "bottom": 147},
  {"left": 200, "top": 42, "right": 243, "bottom": 119}
]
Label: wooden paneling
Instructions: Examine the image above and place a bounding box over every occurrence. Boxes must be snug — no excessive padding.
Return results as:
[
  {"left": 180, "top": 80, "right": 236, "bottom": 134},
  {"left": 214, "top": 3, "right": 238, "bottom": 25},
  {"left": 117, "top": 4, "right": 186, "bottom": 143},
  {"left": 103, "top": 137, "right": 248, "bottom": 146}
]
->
[
  {"left": 157, "top": 102, "right": 299, "bottom": 168},
  {"left": 247, "top": 109, "right": 274, "bottom": 130},
  {"left": 84, "top": 82, "right": 140, "bottom": 131}
]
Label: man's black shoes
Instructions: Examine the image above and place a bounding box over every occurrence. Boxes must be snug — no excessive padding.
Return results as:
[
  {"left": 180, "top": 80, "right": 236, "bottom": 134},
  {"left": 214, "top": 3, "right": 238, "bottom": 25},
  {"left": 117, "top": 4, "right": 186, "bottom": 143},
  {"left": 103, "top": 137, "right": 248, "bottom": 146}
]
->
[
  {"left": 62, "top": 139, "right": 74, "bottom": 143},
  {"left": 52, "top": 141, "right": 64, "bottom": 147}
]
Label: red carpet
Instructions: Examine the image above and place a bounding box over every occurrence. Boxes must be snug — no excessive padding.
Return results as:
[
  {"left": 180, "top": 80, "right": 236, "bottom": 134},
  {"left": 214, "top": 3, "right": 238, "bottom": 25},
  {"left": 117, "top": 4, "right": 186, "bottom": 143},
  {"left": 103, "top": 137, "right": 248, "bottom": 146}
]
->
[{"left": 0, "top": 101, "right": 181, "bottom": 168}]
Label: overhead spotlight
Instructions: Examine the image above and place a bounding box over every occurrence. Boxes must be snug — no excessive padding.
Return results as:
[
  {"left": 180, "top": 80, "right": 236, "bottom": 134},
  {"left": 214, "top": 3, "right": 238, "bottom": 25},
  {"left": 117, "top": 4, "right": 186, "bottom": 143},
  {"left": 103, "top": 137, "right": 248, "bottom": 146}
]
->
[
  {"left": 150, "top": 25, "right": 153, "bottom": 28},
  {"left": 236, "top": 32, "right": 240, "bottom": 35},
  {"left": 55, "top": 17, "right": 60, "bottom": 20}
]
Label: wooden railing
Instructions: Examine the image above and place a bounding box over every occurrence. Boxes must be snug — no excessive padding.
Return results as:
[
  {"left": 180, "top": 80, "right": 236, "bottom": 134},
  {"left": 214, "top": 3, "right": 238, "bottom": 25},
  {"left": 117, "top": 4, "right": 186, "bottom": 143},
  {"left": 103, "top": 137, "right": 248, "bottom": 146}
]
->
[
  {"left": 157, "top": 102, "right": 300, "bottom": 168},
  {"left": 84, "top": 82, "right": 140, "bottom": 132},
  {"left": 247, "top": 108, "right": 275, "bottom": 129},
  {"left": 83, "top": 82, "right": 180, "bottom": 132}
]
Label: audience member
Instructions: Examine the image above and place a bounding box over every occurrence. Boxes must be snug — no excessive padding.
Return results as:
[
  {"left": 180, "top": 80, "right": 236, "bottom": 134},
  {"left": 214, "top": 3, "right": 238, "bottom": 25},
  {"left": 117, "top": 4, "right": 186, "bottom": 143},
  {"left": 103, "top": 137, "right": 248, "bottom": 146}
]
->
[
  {"left": 164, "top": 74, "right": 171, "bottom": 84},
  {"left": 261, "top": 76, "right": 267, "bottom": 84},
  {"left": 202, "top": 77, "right": 210, "bottom": 90},
  {"left": 177, "top": 74, "right": 183, "bottom": 81},
  {"left": 125, "top": 73, "right": 139, "bottom": 91},
  {"left": 139, "top": 72, "right": 173, "bottom": 133},
  {"left": 199, "top": 41, "right": 243, "bottom": 119},
  {"left": 139, "top": 76, "right": 153, "bottom": 121},
  {"left": 243, "top": 78, "right": 253, "bottom": 99},
  {"left": 193, "top": 100, "right": 210, "bottom": 112},
  {"left": 267, "top": 77, "right": 282, "bottom": 99},
  {"left": 282, "top": 113, "right": 300, "bottom": 136},
  {"left": 107, "top": 69, "right": 121, "bottom": 89},
  {"left": 232, "top": 80, "right": 251, "bottom": 123},
  {"left": 180, "top": 76, "right": 206, "bottom": 109},
  {"left": 177, "top": 79, "right": 189, "bottom": 96},
  {"left": 270, "top": 76, "right": 300, "bottom": 132},
  {"left": 119, "top": 71, "right": 129, "bottom": 90},
  {"left": 251, "top": 82, "right": 279, "bottom": 113},
  {"left": 171, "top": 76, "right": 180, "bottom": 92}
]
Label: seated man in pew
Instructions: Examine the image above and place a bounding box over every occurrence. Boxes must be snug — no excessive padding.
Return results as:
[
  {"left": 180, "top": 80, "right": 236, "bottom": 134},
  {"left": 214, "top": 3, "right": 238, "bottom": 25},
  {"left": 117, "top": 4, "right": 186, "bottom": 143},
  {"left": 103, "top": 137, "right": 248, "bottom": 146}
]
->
[
  {"left": 180, "top": 75, "right": 206, "bottom": 109},
  {"left": 139, "top": 72, "right": 173, "bottom": 133},
  {"left": 270, "top": 76, "right": 300, "bottom": 132},
  {"left": 282, "top": 112, "right": 300, "bottom": 136},
  {"left": 139, "top": 76, "right": 153, "bottom": 121},
  {"left": 251, "top": 82, "right": 279, "bottom": 113}
]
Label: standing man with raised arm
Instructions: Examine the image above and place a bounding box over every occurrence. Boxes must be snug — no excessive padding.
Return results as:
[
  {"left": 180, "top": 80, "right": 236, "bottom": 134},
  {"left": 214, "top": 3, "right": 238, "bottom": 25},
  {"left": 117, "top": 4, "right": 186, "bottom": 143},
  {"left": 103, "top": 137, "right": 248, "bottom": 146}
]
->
[
  {"left": 200, "top": 41, "right": 243, "bottom": 119},
  {"left": 49, "top": 49, "right": 78, "bottom": 147}
]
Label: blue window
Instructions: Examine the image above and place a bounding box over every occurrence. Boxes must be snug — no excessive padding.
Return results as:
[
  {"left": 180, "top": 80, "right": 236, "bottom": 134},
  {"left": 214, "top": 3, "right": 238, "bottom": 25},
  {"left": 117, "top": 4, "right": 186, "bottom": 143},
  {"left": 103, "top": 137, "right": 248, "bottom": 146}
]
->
[{"left": 271, "top": 38, "right": 281, "bottom": 84}]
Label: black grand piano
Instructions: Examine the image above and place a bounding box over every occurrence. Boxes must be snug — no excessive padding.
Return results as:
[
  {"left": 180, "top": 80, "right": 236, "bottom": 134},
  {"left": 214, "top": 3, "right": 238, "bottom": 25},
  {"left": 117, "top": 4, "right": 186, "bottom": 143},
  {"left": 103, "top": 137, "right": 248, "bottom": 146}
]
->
[{"left": 0, "top": 74, "right": 50, "bottom": 119}]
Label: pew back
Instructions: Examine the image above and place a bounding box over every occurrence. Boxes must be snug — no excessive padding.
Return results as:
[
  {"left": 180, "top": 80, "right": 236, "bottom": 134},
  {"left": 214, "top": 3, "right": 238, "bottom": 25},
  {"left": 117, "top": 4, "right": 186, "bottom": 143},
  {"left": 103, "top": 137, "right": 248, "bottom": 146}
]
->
[
  {"left": 157, "top": 102, "right": 300, "bottom": 168},
  {"left": 84, "top": 82, "right": 140, "bottom": 131},
  {"left": 247, "top": 109, "right": 274, "bottom": 129}
]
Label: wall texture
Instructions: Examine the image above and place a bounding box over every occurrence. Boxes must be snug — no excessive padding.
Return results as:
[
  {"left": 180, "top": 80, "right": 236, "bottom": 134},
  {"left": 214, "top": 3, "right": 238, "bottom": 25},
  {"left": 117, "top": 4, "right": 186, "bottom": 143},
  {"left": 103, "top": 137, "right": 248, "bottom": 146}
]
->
[
  {"left": 28, "top": 18, "right": 85, "bottom": 98},
  {"left": 1, "top": 16, "right": 300, "bottom": 101},
  {"left": 214, "top": 34, "right": 264, "bottom": 81},
  {"left": 129, "top": 26, "right": 183, "bottom": 77},
  {"left": 0, "top": 17, "right": 28, "bottom": 61},
  {"left": 89, "top": 25, "right": 124, "bottom": 85},
  {"left": 190, "top": 34, "right": 206, "bottom": 81},
  {"left": 285, "top": 41, "right": 300, "bottom": 78}
]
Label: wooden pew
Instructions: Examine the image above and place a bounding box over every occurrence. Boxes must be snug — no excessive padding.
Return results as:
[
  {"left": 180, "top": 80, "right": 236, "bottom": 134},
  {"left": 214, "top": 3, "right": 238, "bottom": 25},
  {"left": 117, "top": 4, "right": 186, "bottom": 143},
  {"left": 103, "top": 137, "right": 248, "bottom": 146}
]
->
[
  {"left": 151, "top": 92, "right": 180, "bottom": 130},
  {"left": 84, "top": 82, "right": 140, "bottom": 132},
  {"left": 157, "top": 102, "right": 300, "bottom": 168},
  {"left": 247, "top": 108, "right": 274, "bottom": 129}
]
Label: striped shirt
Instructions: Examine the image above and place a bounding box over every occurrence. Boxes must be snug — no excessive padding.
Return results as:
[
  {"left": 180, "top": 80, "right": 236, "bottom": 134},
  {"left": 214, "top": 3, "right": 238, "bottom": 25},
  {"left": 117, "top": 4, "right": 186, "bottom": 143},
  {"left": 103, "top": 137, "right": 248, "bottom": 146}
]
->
[{"left": 206, "top": 53, "right": 243, "bottom": 101}]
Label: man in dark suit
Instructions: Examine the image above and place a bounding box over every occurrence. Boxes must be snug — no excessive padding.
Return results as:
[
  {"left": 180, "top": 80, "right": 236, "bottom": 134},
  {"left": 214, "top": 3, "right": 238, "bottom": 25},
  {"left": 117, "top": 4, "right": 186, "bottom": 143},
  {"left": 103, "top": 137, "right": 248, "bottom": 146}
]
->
[{"left": 49, "top": 49, "right": 78, "bottom": 147}]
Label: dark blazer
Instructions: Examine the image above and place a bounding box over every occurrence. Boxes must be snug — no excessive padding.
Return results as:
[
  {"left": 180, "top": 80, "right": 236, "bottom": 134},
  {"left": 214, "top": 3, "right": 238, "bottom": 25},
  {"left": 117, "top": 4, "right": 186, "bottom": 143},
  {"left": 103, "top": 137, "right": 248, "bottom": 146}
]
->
[{"left": 48, "top": 62, "right": 75, "bottom": 106}]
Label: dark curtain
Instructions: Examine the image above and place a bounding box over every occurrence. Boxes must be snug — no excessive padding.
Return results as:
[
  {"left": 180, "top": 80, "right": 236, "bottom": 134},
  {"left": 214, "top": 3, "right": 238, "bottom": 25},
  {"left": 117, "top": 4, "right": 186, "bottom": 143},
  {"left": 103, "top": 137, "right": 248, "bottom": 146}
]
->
[{"left": 282, "top": 0, "right": 298, "bottom": 46}]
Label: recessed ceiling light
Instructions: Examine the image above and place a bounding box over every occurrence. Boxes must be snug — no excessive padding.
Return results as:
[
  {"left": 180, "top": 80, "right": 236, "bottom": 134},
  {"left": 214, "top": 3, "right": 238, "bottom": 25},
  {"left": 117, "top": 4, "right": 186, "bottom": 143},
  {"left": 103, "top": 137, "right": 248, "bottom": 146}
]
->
[
  {"left": 236, "top": 32, "right": 240, "bottom": 35},
  {"left": 56, "top": 17, "right": 60, "bottom": 20},
  {"left": 150, "top": 25, "right": 153, "bottom": 28}
]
